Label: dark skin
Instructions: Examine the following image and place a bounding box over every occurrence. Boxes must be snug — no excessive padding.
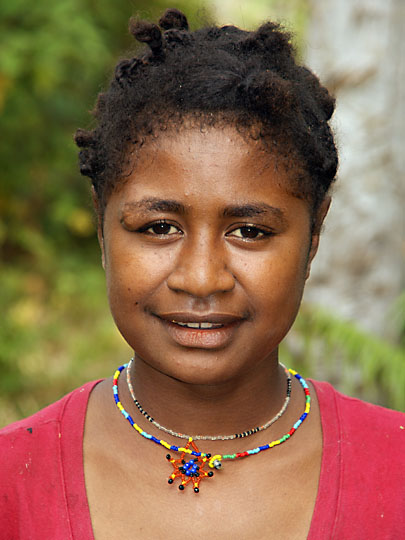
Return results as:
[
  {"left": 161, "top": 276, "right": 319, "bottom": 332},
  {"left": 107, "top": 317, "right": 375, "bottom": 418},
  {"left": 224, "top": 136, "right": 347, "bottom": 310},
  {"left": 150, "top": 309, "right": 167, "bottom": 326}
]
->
[{"left": 83, "top": 127, "right": 330, "bottom": 539}]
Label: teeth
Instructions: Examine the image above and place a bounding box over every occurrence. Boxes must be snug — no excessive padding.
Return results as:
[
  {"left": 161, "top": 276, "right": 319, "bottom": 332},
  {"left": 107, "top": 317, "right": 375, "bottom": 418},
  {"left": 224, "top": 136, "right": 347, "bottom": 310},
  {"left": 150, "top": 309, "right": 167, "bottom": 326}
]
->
[
  {"left": 185, "top": 322, "right": 200, "bottom": 328},
  {"left": 172, "top": 321, "right": 223, "bottom": 329},
  {"left": 200, "top": 322, "right": 214, "bottom": 329}
]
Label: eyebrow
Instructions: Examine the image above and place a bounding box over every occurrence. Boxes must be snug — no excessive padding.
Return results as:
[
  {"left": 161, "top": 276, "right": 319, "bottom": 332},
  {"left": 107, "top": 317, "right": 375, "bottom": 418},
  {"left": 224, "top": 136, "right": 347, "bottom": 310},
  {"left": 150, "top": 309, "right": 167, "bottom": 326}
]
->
[
  {"left": 122, "top": 198, "right": 284, "bottom": 221},
  {"left": 222, "top": 203, "right": 285, "bottom": 220},
  {"left": 122, "top": 198, "right": 187, "bottom": 214}
]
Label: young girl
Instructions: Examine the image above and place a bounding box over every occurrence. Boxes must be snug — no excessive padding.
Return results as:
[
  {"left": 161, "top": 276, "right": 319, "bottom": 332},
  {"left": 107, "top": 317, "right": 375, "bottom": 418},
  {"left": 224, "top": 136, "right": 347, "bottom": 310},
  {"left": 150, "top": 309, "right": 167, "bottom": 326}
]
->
[{"left": 1, "top": 8, "right": 403, "bottom": 539}]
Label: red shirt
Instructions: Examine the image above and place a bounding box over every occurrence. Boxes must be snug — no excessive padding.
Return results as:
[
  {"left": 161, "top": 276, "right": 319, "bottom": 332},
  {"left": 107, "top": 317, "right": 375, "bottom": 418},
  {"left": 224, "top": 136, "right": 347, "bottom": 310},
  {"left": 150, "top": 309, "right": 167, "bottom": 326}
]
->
[{"left": 1, "top": 380, "right": 404, "bottom": 539}]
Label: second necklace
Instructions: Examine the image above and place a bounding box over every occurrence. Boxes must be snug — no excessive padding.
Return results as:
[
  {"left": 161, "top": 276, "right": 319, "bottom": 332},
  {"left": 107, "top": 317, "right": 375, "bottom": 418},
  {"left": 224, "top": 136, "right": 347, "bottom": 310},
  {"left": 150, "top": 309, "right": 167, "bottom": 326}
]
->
[{"left": 126, "top": 357, "right": 292, "bottom": 441}]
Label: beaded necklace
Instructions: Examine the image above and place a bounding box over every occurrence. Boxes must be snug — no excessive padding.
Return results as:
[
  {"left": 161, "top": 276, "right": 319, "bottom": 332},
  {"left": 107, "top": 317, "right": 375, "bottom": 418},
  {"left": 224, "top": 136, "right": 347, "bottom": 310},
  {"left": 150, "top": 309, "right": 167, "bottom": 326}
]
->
[
  {"left": 113, "top": 363, "right": 311, "bottom": 493},
  {"left": 126, "top": 357, "right": 292, "bottom": 441}
]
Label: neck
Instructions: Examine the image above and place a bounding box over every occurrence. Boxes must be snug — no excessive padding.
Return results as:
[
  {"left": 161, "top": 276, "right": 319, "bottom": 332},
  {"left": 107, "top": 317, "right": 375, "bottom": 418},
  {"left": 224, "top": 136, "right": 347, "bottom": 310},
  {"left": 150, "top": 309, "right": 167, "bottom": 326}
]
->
[{"left": 122, "top": 351, "right": 289, "bottom": 438}]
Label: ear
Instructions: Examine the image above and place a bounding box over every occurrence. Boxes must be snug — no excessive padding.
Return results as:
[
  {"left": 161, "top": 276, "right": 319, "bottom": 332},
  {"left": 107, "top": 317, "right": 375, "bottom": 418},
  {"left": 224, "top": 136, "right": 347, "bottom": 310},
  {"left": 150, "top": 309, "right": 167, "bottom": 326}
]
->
[
  {"left": 305, "top": 196, "right": 331, "bottom": 280},
  {"left": 92, "top": 187, "right": 106, "bottom": 270}
]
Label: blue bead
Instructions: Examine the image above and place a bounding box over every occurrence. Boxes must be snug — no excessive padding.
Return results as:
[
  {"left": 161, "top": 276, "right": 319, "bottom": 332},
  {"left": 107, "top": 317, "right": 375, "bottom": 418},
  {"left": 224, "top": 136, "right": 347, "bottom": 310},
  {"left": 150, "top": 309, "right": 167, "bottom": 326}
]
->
[
  {"left": 171, "top": 446, "right": 179, "bottom": 451},
  {"left": 259, "top": 445, "right": 269, "bottom": 451}
]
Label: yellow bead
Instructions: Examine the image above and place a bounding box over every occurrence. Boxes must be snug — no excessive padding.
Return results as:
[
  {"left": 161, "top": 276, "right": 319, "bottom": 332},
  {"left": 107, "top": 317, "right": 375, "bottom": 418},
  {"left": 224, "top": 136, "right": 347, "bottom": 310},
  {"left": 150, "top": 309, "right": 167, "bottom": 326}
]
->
[{"left": 208, "top": 454, "right": 222, "bottom": 468}]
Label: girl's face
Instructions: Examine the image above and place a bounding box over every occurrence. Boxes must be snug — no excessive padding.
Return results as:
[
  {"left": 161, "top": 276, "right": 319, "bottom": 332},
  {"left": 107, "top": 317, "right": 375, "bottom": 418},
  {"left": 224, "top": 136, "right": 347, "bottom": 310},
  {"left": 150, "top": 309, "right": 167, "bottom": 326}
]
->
[{"left": 100, "top": 127, "right": 326, "bottom": 385}]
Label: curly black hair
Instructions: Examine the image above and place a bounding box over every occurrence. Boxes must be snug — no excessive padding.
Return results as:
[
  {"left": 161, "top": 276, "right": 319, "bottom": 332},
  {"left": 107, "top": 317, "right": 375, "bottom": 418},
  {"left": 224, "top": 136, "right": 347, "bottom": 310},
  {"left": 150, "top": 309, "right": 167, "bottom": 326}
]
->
[{"left": 75, "top": 8, "right": 338, "bottom": 217}]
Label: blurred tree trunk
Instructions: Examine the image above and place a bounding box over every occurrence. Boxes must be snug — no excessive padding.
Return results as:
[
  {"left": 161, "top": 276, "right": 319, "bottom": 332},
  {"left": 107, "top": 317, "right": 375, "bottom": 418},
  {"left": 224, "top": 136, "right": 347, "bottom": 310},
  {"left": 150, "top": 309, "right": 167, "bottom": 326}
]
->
[{"left": 304, "top": 0, "right": 404, "bottom": 338}]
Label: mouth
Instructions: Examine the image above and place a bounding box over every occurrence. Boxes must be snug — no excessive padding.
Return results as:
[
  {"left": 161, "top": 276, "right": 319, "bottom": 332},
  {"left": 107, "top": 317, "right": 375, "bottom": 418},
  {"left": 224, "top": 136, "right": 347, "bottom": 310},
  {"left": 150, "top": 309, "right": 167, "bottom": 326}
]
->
[
  {"left": 155, "top": 312, "right": 245, "bottom": 349},
  {"left": 170, "top": 321, "right": 225, "bottom": 330}
]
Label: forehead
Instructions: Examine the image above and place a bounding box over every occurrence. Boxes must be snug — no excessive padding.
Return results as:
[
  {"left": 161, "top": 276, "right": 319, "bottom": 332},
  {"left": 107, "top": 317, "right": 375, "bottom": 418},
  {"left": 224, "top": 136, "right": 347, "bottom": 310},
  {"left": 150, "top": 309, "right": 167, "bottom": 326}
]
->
[
  {"left": 127, "top": 125, "right": 292, "bottom": 194},
  {"left": 103, "top": 126, "right": 311, "bottom": 228}
]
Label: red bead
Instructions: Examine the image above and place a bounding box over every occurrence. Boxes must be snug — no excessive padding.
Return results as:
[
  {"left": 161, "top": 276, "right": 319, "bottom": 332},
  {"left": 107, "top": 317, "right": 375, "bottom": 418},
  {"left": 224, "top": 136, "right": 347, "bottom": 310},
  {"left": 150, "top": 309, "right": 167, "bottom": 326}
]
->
[
  {"left": 304, "top": 388, "right": 310, "bottom": 395},
  {"left": 288, "top": 428, "right": 295, "bottom": 436}
]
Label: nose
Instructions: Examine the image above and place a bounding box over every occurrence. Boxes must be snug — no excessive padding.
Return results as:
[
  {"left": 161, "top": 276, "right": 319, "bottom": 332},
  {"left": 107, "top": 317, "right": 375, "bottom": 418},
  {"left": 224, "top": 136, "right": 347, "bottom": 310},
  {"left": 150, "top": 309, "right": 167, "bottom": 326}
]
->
[{"left": 167, "top": 235, "right": 235, "bottom": 298}]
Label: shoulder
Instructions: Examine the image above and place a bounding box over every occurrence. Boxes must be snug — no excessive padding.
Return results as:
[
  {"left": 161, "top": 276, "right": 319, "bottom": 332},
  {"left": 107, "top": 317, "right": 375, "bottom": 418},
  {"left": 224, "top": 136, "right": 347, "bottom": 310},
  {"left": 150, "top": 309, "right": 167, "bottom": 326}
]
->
[
  {"left": 312, "top": 379, "right": 405, "bottom": 482},
  {"left": 0, "top": 381, "right": 100, "bottom": 532},
  {"left": 312, "top": 379, "right": 404, "bottom": 442},
  {"left": 0, "top": 382, "right": 96, "bottom": 493},
  {"left": 312, "top": 379, "right": 404, "bottom": 463},
  {"left": 309, "top": 380, "right": 405, "bottom": 537},
  {"left": 0, "top": 380, "right": 99, "bottom": 478},
  {"left": 0, "top": 380, "right": 99, "bottom": 442}
]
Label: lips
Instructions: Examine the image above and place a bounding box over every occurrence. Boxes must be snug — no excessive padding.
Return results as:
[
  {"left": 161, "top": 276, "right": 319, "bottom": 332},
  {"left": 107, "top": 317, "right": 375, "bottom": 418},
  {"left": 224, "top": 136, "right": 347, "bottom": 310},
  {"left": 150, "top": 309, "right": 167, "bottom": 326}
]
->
[{"left": 155, "top": 312, "right": 245, "bottom": 349}]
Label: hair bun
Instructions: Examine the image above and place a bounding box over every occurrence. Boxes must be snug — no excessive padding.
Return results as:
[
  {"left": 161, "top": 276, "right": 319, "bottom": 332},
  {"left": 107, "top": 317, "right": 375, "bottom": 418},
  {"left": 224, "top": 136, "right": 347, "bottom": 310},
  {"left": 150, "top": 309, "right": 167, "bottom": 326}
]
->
[
  {"left": 317, "top": 86, "right": 335, "bottom": 121},
  {"left": 74, "top": 129, "right": 95, "bottom": 148},
  {"left": 298, "top": 67, "right": 335, "bottom": 121},
  {"left": 129, "top": 19, "right": 163, "bottom": 55},
  {"left": 114, "top": 58, "right": 143, "bottom": 86},
  {"left": 159, "top": 8, "right": 189, "bottom": 31},
  {"left": 238, "top": 70, "right": 297, "bottom": 118}
]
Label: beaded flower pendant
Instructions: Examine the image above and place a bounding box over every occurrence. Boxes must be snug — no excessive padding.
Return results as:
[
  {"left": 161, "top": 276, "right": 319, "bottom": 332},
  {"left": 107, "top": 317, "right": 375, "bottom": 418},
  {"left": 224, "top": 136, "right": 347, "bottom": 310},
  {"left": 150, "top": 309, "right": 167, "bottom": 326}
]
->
[{"left": 166, "top": 439, "right": 214, "bottom": 493}]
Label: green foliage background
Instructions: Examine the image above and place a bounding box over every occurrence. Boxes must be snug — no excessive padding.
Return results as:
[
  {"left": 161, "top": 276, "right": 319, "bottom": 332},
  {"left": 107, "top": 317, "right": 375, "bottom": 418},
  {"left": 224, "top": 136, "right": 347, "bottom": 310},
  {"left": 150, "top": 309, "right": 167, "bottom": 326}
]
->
[{"left": 1, "top": 0, "right": 403, "bottom": 427}]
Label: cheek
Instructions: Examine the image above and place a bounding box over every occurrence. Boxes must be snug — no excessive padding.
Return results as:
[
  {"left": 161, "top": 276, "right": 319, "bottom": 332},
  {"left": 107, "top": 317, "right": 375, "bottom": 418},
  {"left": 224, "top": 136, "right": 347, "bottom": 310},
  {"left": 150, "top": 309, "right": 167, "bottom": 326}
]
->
[
  {"left": 104, "top": 240, "right": 175, "bottom": 308},
  {"left": 239, "top": 240, "right": 309, "bottom": 314}
]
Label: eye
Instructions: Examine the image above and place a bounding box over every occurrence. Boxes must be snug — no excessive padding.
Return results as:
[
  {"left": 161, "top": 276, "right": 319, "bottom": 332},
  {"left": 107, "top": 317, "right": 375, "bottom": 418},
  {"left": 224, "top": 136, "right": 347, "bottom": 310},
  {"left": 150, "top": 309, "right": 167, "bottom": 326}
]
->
[
  {"left": 138, "top": 220, "right": 181, "bottom": 236},
  {"left": 227, "top": 225, "right": 272, "bottom": 240}
]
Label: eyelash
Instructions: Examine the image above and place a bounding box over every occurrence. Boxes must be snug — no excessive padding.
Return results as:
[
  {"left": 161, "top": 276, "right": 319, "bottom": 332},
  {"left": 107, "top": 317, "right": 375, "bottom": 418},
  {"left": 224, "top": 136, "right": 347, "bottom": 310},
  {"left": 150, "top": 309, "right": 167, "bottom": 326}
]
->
[
  {"left": 227, "top": 225, "right": 273, "bottom": 241},
  {"left": 137, "top": 220, "right": 181, "bottom": 236},
  {"left": 136, "top": 220, "right": 274, "bottom": 241}
]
